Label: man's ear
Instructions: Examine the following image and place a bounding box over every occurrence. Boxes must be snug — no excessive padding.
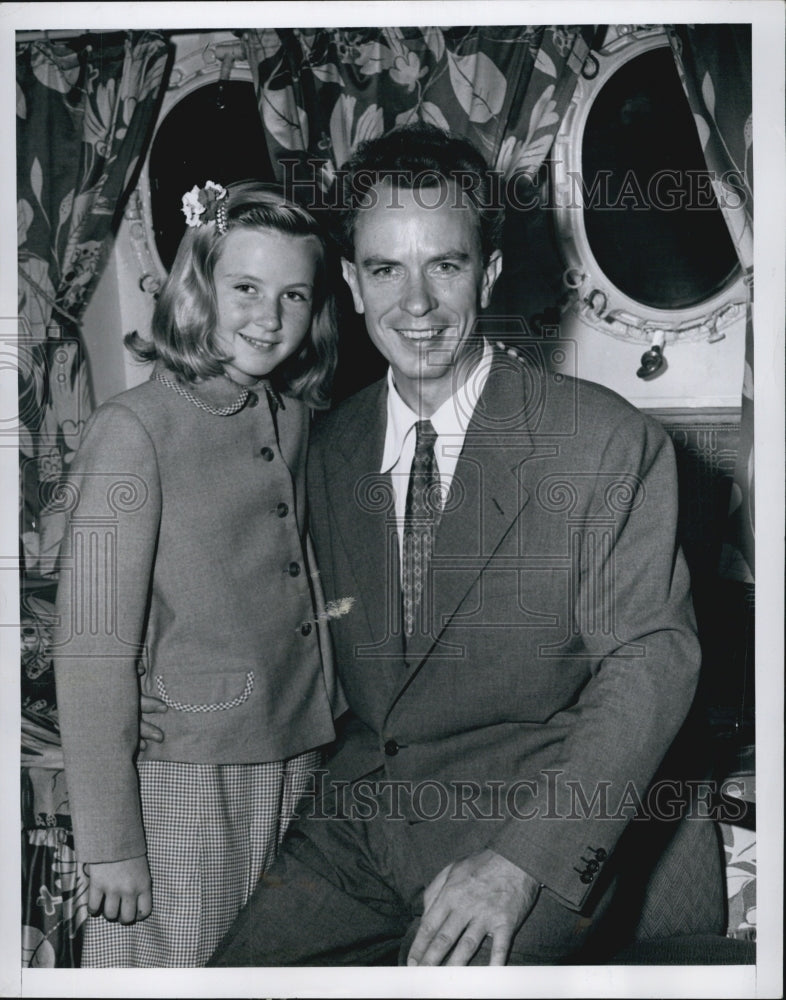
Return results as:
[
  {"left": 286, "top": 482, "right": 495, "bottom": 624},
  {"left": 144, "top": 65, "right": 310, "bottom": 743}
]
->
[
  {"left": 341, "top": 258, "right": 365, "bottom": 314},
  {"left": 480, "top": 250, "right": 503, "bottom": 309}
]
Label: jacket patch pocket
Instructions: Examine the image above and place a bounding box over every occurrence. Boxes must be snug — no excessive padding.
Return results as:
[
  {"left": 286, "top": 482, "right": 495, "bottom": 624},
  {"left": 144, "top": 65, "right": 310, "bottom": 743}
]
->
[{"left": 154, "top": 671, "right": 254, "bottom": 713}]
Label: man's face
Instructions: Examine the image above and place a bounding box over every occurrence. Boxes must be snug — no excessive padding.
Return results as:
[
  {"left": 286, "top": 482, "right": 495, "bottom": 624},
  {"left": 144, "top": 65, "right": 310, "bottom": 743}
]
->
[{"left": 342, "top": 180, "right": 502, "bottom": 415}]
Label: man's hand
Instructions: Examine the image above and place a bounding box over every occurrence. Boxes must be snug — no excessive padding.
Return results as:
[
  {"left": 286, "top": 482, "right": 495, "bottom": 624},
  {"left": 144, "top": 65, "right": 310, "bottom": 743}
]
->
[
  {"left": 407, "top": 849, "right": 540, "bottom": 966},
  {"left": 138, "top": 693, "right": 167, "bottom": 751},
  {"left": 84, "top": 855, "right": 152, "bottom": 924}
]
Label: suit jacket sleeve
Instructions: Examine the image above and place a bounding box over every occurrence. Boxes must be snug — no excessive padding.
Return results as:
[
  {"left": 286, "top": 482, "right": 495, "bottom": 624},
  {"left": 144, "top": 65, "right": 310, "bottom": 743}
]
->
[
  {"left": 488, "top": 412, "right": 701, "bottom": 910},
  {"left": 53, "top": 402, "right": 161, "bottom": 863}
]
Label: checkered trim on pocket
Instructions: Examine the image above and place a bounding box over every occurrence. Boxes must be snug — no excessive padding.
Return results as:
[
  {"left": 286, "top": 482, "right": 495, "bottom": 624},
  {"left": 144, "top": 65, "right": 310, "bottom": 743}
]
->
[{"left": 154, "top": 672, "right": 254, "bottom": 712}]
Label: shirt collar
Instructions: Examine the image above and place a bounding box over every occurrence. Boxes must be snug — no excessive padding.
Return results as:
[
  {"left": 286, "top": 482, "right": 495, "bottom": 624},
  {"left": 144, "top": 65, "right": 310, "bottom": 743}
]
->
[{"left": 380, "top": 338, "right": 493, "bottom": 473}]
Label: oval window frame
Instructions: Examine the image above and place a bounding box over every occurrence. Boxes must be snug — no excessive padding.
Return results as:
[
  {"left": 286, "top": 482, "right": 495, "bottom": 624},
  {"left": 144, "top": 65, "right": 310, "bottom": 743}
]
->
[
  {"left": 124, "top": 33, "right": 256, "bottom": 295},
  {"left": 551, "top": 26, "right": 748, "bottom": 345}
]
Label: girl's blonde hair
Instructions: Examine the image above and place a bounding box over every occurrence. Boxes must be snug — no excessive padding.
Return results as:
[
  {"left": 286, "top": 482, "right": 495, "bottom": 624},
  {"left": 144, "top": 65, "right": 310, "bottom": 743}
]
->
[{"left": 126, "top": 181, "right": 337, "bottom": 409}]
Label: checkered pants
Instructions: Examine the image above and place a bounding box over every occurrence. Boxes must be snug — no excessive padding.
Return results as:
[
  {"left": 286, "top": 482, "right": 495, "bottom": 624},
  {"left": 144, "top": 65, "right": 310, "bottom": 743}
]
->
[{"left": 81, "top": 752, "right": 320, "bottom": 967}]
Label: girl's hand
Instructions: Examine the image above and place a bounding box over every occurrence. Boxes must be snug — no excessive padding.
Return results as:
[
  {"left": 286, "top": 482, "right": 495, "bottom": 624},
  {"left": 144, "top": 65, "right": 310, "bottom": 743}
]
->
[
  {"left": 138, "top": 693, "right": 168, "bottom": 751},
  {"left": 85, "top": 856, "right": 153, "bottom": 924},
  {"left": 137, "top": 661, "right": 167, "bottom": 751}
]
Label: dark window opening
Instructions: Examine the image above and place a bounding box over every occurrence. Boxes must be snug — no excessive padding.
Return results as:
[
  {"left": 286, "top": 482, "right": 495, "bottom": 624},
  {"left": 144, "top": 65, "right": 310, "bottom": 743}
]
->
[
  {"left": 582, "top": 47, "right": 740, "bottom": 310},
  {"left": 148, "top": 81, "right": 274, "bottom": 271}
]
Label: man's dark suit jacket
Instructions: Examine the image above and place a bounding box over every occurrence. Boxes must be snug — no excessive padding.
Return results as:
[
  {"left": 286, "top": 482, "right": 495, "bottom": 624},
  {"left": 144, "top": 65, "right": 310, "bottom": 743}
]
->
[{"left": 306, "top": 346, "right": 700, "bottom": 914}]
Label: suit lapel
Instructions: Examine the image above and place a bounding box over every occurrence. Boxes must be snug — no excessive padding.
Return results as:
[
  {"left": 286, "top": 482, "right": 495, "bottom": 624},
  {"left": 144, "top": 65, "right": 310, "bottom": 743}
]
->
[
  {"left": 325, "top": 356, "right": 559, "bottom": 714},
  {"left": 393, "top": 353, "right": 549, "bottom": 674},
  {"left": 323, "top": 382, "right": 404, "bottom": 659}
]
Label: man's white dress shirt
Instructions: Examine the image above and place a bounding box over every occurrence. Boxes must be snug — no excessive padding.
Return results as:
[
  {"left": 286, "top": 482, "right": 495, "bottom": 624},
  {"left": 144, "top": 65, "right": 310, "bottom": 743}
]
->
[{"left": 380, "top": 339, "right": 494, "bottom": 572}]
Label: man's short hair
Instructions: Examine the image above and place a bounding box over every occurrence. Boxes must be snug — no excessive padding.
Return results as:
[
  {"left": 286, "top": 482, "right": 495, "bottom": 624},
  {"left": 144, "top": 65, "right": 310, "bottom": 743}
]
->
[{"left": 337, "top": 122, "right": 505, "bottom": 264}]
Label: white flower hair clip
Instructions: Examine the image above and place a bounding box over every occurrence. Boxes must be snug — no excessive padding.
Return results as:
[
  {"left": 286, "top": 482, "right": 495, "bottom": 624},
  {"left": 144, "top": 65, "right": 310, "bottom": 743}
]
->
[{"left": 181, "top": 181, "right": 228, "bottom": 233}]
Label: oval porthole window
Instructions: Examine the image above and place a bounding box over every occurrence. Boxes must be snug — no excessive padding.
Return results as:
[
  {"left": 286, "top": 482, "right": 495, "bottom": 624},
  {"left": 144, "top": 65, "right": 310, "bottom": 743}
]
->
[
  {"left": 551, "top": 29, "right": 748, "bottom": 345},
  {"left": 581, "top": 45, "right": 740, "bottom": 311},
  {"left": 147, "top": 80, "right": 274, "bottom": 271}
]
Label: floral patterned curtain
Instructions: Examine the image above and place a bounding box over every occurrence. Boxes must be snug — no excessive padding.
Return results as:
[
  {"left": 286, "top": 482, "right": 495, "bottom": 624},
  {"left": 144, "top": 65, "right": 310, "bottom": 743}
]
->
[
  {"left": 17, "top": 30, "right": 171, "bottom": 967},
  {"left": 667, "top": 25, "right": 754, "bottom": 584},
  {"left": 242, "top": 25, "right": 596, "bottom": 191},
  {"left": 667, "top": 28, "right": 755, "bottom": 937}
]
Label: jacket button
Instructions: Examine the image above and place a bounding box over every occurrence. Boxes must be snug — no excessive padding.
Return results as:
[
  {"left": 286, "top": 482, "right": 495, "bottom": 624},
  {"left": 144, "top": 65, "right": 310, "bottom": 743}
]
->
[
  {"left": 580, "top": 871, "right": 594, "bottom": 884},
  {"left": 260, "top": 447, "right": 274, "bottom": 461},
  {"left": 277, "top": 502, "right": 289, "bottom": 517},
  {"left": 246, "top": 391, "right": 259, "bottom": 407},
  {"left": 384, "top": 739, "right": 399, "bottom": 757},
  {"left": 300, "top": 621, "right": 312, "bottom": 636},
  {"left": 288, "top": 562, "right": 300, "bottom": 577},
  {"left": 590, "top": 847, "right": 607, "bottom": 861},
  {"left": 585, "top": 860, "right": 600, "bottom": 874}
]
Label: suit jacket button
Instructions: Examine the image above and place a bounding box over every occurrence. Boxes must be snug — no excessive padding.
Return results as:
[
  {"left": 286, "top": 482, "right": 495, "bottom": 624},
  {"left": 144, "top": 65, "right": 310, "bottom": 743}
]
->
[
  {"left": 580, "top": 871, "right": 594, "bottom": 884},
  {"left": 260, "top": 446, "right": 274, "bottom": 461},
  {"left": 384, "top": 739, "right": 399, "bottom": 757},
  {"left": 585, "top": 859, "right": 600, "bottom": 873},
  {"left": 277, "top": 502, "right": 289, "bottom": 517},
  {"left": 592, "top": 848, "right": 608, "bottom": 862},
  {"left": 300, "top": 621, "right": 312, "bottom": 636},
  {"left": 246, "top": 391, "right": 259, "bottom": 407}
]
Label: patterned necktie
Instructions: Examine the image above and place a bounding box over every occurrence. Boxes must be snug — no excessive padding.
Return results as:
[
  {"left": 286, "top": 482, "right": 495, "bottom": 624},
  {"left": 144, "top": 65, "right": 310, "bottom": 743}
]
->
[{"left": 402, "top": 419, "right": 441, "bottom": 638}]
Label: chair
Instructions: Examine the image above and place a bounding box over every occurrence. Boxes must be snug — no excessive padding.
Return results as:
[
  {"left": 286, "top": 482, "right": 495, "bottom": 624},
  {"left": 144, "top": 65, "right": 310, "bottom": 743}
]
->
[{"left": 585, "top": 813, "right": 756, "bottom": 964}]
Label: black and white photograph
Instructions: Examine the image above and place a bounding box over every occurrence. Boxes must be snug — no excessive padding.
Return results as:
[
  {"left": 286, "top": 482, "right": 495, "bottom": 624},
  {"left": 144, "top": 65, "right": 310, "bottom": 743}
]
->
[{"left": 1, "top": 1, "right": 783, "bottom": 997}]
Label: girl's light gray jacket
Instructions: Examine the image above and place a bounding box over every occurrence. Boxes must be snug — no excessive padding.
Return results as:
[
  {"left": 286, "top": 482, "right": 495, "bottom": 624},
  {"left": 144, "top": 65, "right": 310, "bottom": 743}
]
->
[{"left": 53, "top": 366, "right": 345, "bottom": 864}]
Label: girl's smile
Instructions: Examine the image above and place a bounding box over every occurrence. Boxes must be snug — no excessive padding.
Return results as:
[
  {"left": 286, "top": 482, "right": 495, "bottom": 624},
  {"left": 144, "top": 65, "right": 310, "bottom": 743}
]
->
[{"left": 237, "top": 331, "right": 280, "bottom": 351}]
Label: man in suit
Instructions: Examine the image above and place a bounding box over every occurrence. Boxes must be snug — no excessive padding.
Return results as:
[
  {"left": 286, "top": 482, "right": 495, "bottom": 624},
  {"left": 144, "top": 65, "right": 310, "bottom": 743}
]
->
[{"left": 209, "top": 123, "right": 701, "bottom": 966}]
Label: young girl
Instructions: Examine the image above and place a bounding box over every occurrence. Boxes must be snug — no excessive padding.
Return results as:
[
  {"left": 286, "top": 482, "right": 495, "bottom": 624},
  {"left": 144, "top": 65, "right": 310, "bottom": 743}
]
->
[{"left": 53, "top": 181, "right": 344, "bottom": 967}]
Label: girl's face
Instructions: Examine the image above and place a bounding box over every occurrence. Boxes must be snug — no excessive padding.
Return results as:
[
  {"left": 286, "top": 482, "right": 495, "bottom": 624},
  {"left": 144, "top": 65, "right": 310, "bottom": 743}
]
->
[{"left": 212, "top": 226, "right": 321, "bottom": 385}]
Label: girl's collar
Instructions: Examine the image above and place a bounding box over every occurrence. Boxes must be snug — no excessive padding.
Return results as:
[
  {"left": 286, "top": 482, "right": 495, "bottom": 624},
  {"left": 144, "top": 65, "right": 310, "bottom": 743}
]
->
[{"left": 150, "top": 363, "right": 284, "bottom": 415}]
